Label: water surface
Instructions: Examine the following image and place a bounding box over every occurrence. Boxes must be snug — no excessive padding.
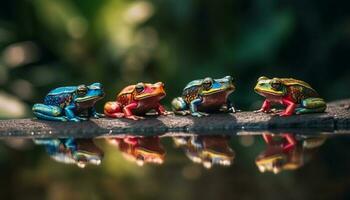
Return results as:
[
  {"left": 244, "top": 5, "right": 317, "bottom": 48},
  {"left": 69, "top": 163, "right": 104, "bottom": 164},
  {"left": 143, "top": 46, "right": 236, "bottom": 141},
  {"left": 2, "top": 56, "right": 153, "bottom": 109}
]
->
[{"left": 1, "top": 132, "right": 349, "bottom": 200}]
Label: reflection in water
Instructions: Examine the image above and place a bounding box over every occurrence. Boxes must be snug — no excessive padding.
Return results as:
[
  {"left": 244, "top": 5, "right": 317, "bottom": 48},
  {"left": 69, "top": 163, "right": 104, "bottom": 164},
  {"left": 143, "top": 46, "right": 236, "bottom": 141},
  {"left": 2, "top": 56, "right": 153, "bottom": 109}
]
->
[
  {"left": 107, "top": 136, "right": 165, "bottom": 166},
  {"left": 173, "top": 136, "right": 235, "bottom": 169},
  {"left": 33, "top": 138, "right": 104, "bottom": 168},
  {"left": 31, "top": 133, "right": 329, "bottom": 172},
  {"left": 255, "top": 133, "right": 327, "bottom": 174}
]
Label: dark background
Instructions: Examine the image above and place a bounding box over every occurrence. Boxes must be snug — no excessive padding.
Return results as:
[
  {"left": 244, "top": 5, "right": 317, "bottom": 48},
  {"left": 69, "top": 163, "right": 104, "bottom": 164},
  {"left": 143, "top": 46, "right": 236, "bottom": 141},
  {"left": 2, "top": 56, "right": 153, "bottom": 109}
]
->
[
  {"left": 0, "top": 0, "right": 349, "bottom": 118},
  {"left": 0, "top": 0, "right": 350, "bottom": 199}
]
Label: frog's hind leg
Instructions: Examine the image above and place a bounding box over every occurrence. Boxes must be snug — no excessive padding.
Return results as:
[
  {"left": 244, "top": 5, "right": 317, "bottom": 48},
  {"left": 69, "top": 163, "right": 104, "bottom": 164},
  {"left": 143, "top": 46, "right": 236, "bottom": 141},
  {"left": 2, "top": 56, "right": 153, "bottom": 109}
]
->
[
  {"left": 171, "top": 97, "right": 190, "bottom": 115},
  {"left": 104, "top": 101, "right": 125, "bottom": 118},
  {"left": 32, "top": 104, "right": 67, "bottom": 121},
  {"left": 295, "top": 98, "right": 327, "bottom": 114}
]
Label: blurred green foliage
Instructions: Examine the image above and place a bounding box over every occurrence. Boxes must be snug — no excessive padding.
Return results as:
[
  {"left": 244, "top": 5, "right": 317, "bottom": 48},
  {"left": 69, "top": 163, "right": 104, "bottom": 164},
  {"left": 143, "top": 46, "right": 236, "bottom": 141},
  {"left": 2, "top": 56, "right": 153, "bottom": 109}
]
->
[{"left": 0, "top": 0, "right": 349, "bottom": 118}]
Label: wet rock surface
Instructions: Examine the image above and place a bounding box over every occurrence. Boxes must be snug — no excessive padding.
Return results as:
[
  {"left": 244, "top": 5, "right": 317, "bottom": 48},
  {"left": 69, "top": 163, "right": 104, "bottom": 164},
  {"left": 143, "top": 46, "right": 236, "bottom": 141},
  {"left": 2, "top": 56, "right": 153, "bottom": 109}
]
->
[{"left": 0, "top": 99, "right": 349, "bottom": 138}]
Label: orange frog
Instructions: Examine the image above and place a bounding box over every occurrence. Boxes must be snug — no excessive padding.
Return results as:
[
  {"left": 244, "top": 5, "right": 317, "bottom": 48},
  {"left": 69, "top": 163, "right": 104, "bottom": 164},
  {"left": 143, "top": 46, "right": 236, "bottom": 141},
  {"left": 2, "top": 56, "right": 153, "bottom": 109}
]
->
[
  {"left": 108, "top": 136, "right": 165, "bottom": 166},
  {"left": 104, "top": 82, "right": 169, "bottom": 120}
]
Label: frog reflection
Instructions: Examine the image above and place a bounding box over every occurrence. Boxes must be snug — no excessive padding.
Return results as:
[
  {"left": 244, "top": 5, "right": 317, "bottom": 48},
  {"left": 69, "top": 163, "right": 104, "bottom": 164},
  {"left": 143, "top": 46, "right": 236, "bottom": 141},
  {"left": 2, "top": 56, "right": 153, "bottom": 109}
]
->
[
  {"left": 173, "top": 135, "right": 235, "bottom": 169},
  {"left": 255, "top": 133, "right": 327, "bottom": 174},
  {"left": 33, "top": 138, "right": 104, "bottom": 168},
  {"left": 107, "top": 136, "right": 165, "bottom": 166}
]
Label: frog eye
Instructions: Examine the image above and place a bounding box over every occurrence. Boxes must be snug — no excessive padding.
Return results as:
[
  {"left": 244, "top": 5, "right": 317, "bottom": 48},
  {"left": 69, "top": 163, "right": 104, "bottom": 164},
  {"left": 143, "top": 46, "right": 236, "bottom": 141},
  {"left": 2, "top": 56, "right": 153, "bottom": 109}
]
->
[
  {"left": 271, "top": 82, "right": 282, "bottom": 90},
  {"left": 258, "top": 76, "right": 269, "bottom": 81},
  {"left": 135, "top": 83, "right": 145, "bottom": 93},
  {"left": 202, "top": 77, "right": 213, "bottom": 89},
  {"left": 77, "top": 85, "right": 88, "bottom": 96},
  {"left": 89, "top": 83, "right": 102, "bottom": 90}
]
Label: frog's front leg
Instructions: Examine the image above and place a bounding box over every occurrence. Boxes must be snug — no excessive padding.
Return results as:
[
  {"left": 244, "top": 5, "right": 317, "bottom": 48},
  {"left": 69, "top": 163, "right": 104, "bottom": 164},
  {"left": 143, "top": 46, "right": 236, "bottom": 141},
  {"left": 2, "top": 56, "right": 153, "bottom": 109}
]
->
[
  {"left": 280, "top": 99, "right": 297, "bottom": 116},
  {"left": 255, "top": 100, "right": 271, "bottom": 113},
  {"left": 32, "top": 104, "right": 67, "bottom": 121},
  {"left": 190, "top": 98, "right": 209, "bottom": 117},
  {"left": 155, "top": 103, "right": 171, "bottom": 116},
  {"left": 90, "top": 107, "right": 104, "bottom": 118},
  {"left": 295, "top": 98, "right": 327, "bottom": 114},
  {"left": 225, "top": 100, "right": 239, "bottom": 113},
  {"left": 65, "top": 104, "right": 86, "bottom": 122}
]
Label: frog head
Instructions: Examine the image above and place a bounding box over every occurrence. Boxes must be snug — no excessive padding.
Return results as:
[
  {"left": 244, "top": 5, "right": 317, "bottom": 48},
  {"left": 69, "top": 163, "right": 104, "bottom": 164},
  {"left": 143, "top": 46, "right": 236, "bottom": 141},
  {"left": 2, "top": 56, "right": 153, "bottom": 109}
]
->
[
  {"left": 254, "top": 76, "right": 287, "bottom": 98},
  {"left": 74, "top": 83, "right": 104, "bottom": 108},
  {"left": 132, "top": 82, "right": 166, "bottom": 101},
  {"left": 200, "top": 76, "right": 235, "bottom": 96}
]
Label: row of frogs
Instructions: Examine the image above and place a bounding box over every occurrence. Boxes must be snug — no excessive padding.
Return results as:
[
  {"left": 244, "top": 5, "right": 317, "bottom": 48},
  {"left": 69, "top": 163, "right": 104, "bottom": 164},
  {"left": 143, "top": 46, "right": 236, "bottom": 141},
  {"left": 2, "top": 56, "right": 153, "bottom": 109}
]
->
[
  {"left": 33, "top": 133, "right": 328, "bottom": 174},
  {"left": 32, "top": 76, "right": 327, "bottom": 122}
]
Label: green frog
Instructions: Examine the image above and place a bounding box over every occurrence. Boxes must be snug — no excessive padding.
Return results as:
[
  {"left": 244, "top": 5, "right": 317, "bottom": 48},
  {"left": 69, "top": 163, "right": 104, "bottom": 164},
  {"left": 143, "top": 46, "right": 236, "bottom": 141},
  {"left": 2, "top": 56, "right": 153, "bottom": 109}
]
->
[
  {"left": 254, "top": 77, "right": 326, "bottom": 116},
  {"left": 171, "top": 76, "right": 236, "bottom": 117}
]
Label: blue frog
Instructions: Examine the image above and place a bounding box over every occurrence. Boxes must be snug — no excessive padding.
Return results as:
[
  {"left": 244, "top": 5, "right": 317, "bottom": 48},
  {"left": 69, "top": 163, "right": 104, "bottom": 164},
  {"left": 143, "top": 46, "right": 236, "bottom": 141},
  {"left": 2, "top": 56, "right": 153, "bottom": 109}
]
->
[
  {"left": 33, "top": 138, "right": 104, "bottom": 168},
  {"left": 32, "top": 83, "right": 104, "bottom": 122}
]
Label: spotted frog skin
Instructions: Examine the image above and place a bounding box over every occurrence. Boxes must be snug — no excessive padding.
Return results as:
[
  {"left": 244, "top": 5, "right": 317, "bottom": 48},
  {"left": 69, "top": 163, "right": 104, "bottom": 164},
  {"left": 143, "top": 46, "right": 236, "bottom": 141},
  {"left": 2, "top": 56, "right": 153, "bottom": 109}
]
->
[
  {"left": 104, "top": 82, "right": 168, "bottom": 120},
  {"left": 32, "top": 83, "right": 104, "bottom": 122},
  {"left": 33, "top": 138, "right": 104, "bottom": 168},
  {"left": 254, "top": 77, "right": 326, "bottom": 116},
  {"left": 107, "top": 136, "right": 165, "bottom": 166},
  {"left": 171, "top": 76, "right": 236, "bottom": 117}
]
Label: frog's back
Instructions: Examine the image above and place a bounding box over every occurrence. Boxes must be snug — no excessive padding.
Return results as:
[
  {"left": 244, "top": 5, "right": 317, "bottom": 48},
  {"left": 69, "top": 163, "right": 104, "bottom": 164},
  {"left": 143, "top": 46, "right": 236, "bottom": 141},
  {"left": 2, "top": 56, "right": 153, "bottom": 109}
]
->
[
  {"left": 182, "top": 80, "right": 202, "bottom": 103},
  {"left": 44, "top": 86, "right": 76, "bottom": 107},
  {"left": 282, "top": 78, "right": 320, "bottom": 100},
  {"left": 117, "top": 85, "right": 135, "bottom": 106},
  {"left": 281, "top": 78, "right": 313, "bottom": 89}
]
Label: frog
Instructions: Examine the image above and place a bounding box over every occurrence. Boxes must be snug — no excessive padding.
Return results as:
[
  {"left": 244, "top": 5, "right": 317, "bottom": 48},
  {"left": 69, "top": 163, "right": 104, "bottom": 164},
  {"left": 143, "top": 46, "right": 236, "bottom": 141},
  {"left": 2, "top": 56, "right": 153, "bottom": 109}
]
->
[
  {"left": 107, "top": 136, "right": 165, "bottom": 166},
  {"left": 104, "top": 82, "right": 169, "bottom": 120},
  {"left": 173, "top": 135, "right": 234, "bottom": 168},
  {"left": 33, "top": 138, "right": 104, "bottom": 168},
  {"left": 171, "top": 76, "right": 236, "bottom": 117},
  {"left": 255, "top": 133, "right": 327, "bottom": 174},
  {"left": 32, "top": 83, "right": 104, "bottom": 122},
  {"left": 254, "top": 76, "right": 326, "bottom": 116}
]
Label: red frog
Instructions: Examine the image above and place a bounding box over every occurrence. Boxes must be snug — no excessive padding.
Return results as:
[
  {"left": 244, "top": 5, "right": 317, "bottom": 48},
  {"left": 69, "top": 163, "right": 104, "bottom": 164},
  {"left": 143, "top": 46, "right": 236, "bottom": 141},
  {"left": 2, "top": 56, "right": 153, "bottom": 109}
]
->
[
  {"left": 104, "top": 82, "right": 169, "bottom": 120},
  {"left": 108, "top": 136, "right": 165, "bottom": 166}
]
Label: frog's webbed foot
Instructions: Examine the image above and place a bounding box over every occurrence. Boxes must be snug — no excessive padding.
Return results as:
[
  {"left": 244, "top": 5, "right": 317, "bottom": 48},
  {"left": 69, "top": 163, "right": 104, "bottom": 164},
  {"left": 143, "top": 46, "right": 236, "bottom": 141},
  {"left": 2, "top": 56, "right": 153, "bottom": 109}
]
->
[
  {"left": 125, "top": 115, "right": 144, "bottom": 120},
  {"left": 174, "top": 110, "right": 191, "bottom": 116},
  {"left": 92, "top": 112, "right": 104, "bottom": 118},
  {"left": 254, "top": 109, "right": 266, "bottom": 113},
  {"left": 254, "top": 108, "right": 274, "bottom": 114},
  {"left": 278, "top": 111, "right": 293, "bottom": 117},
  {"left": 191, "top": 111, "right": 209, "bottom": 117},
  {"left": 68, "top": 116, "right": 88, "bottom": 122},
  {"left": 160, "top": 110, "right": 173, "bottom": 116},
  {"left": 228, "top": 106, "right": 241, "bottom": 113}
]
